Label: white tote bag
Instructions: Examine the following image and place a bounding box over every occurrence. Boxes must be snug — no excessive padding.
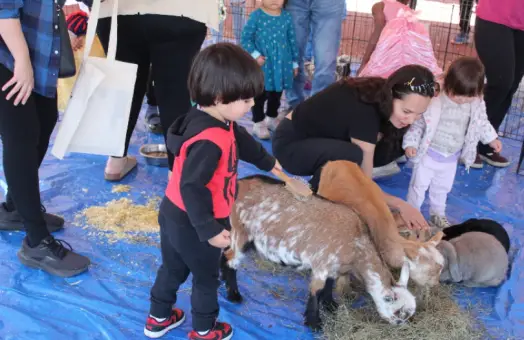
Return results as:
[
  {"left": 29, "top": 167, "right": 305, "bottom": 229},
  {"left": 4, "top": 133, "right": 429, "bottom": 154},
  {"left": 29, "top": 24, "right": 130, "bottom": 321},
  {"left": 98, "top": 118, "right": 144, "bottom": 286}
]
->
[{"left": 52, "top": 0, "right": 137, "bottom": 159}]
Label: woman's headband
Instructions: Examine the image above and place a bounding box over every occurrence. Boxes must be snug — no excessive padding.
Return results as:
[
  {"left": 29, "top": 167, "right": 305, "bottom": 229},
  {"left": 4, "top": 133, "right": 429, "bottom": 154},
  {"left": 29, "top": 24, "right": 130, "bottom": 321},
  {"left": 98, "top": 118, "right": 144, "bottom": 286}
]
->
[{"left": 394, "top": 77, "right": 439, "bottom": 97}]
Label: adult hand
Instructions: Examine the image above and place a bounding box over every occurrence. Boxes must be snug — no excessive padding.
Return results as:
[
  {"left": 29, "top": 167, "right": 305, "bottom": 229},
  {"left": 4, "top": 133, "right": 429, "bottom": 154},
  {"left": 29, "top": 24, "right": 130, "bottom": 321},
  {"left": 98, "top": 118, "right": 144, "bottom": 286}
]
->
[
  {"left": 489, "top": 139, "right": 502, "bottom": 153},
  {"left": 71, "top": 34, "right": 86, "bottom": 51},
  {"left": 405, "top": 147, "right": 417, "bottom": 158},
  {"left": 256, "top": 56, "right": 266, "bottom": 66},
  {"left": 63, "top": 4, "right": 81, "bottom": 17},
  {"left": 208, "top": 229, "right": 231, "bottom": 248},
  {"left": 2, "top": 55, "right": 33, "bottom": 106},
  {"left": 398, "top": 200, "right": 428, "bottom": 230}
]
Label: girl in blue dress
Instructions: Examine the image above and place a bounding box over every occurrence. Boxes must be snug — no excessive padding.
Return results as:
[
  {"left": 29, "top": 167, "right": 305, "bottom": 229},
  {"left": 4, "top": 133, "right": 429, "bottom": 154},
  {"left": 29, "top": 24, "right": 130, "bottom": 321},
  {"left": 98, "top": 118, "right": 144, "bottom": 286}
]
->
[{"left": 241, "top": 0, "right": 299, "bottom": 139}]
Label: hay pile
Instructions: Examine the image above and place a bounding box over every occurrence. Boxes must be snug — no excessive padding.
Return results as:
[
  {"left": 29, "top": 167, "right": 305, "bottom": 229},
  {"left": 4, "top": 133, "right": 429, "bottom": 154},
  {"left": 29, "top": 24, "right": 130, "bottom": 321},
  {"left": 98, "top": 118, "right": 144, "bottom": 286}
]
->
[
  {"left": 111, "top": 184, "right": 132, "bottom": 193},
  {"left": 76, "top": 197, "right": 161, "bottom": 243},
  {"left": 321, "top": 283, "right": 484, "bottom": 340}
]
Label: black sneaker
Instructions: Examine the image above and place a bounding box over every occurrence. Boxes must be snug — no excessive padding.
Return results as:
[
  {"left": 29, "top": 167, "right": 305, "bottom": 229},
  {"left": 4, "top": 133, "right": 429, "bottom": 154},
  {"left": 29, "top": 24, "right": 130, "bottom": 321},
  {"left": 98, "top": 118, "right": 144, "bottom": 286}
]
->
[
  {"left": 479, "top": 152, "right": 510, "bottom": 168},
  {"left": 188, "top": 321, "right": 233, "bottom": 340},
  {"left": 0, "top": 203, "right": 64, "bottom": 232},
  {"left": 144, "top": 308, "right": 186, "bottom": 338},
  {"left": 17, "top": 236, "right": 90, "bottom": 277}
]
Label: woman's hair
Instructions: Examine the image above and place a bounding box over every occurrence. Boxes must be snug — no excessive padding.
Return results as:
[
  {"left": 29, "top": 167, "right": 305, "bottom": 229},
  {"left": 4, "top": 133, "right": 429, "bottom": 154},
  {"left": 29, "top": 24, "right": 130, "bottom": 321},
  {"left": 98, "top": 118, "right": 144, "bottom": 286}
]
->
[
  {"left": 188, "top": 43, "right": 264, "bottom": 106},
  {"left": 343, "top": 64, "right": 436, "bottom": 156},
  {"left": 443, "top": 57, "right": 484, "bottom": 97}
]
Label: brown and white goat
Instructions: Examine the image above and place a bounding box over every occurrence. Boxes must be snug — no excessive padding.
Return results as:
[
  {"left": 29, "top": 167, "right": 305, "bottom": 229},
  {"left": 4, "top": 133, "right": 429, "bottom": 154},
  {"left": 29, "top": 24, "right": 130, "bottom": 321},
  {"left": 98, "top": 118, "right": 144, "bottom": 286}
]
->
[
  {"left": 221, "top": 175, "right": 417, "bottom": 330},
  {"left": 317, "top": 160, "right": 445, "bottom": 287}
]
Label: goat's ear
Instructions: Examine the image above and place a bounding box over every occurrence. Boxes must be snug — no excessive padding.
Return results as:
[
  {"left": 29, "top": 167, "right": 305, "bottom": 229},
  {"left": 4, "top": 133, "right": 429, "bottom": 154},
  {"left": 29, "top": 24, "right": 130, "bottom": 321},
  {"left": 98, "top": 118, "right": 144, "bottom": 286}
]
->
[
  {"left": 397, "top": 261, "right": 410, "bottom": 287},
  {"left": 426, "top": 231, "right": 444, "bottom": 246}
]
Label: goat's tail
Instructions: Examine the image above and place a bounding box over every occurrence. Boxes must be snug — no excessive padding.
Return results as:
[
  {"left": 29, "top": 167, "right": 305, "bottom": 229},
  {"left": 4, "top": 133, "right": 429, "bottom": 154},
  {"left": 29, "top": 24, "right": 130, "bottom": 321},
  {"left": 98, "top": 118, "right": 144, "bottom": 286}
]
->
[{"left": 317, "top": 160, "right": 406, "bottom": 268}]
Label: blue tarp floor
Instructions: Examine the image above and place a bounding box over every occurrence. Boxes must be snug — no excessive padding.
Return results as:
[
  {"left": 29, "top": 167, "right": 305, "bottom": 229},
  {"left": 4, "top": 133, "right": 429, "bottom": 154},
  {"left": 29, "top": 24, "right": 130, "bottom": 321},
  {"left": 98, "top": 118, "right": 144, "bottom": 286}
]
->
[{"left": 1, "top": 106, "right": 523, "bottom": 340}]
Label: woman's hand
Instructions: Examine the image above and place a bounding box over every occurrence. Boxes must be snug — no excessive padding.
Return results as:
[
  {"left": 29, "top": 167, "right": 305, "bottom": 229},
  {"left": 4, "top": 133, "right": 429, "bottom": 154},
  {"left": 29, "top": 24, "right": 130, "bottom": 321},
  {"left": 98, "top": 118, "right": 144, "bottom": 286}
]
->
[
  {"left": 2, "top": 55, "right": 33, "bottom": 106},
  {"left": 398, "top": 200, "right": 428, "bottom": 230}
]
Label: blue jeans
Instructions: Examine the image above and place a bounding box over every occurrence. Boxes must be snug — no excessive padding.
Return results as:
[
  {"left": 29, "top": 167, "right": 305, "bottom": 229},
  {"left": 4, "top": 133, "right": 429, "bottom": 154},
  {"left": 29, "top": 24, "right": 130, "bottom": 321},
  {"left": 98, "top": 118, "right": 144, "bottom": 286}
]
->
[
  {"left": 305, "top": 31, "right": 313, "bottom": 62},
  {"left": 286, "top": 0, "right": 346, "bottom": 108}
]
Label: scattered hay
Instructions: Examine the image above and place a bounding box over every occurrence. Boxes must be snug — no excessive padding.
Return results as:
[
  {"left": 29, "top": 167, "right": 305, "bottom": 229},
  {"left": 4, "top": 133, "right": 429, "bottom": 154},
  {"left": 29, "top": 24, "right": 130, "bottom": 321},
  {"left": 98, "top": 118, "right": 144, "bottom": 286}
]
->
[
  {"left": 321, "top": 283, "right": 484, "bottom": 340},
  {"left": 111, "top": 184, "right": 132, "bottom": 193},
  {"left": 75, "top": 197, "right": 161, "bottom": 243}
]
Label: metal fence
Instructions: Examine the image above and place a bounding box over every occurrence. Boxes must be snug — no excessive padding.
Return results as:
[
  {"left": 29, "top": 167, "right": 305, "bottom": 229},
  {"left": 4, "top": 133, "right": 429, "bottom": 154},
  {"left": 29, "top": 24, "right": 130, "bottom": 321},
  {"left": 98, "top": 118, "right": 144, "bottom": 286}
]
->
[{"left": 208, "top": 1, "right": 524, "bottom": 141}]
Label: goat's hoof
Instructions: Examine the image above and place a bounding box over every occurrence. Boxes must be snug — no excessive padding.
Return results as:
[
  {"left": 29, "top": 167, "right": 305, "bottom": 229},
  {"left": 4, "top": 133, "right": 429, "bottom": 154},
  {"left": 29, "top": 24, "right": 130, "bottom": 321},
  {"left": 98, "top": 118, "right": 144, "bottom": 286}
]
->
[
  {"left": 322, "top": 299, "right": 339, "bottom": 313},
  {"left": 305, "top": 317, "right": 323, "bottom": 332},
  {"left": 227, "top": 289, "right": 243, "bottom": 303}
]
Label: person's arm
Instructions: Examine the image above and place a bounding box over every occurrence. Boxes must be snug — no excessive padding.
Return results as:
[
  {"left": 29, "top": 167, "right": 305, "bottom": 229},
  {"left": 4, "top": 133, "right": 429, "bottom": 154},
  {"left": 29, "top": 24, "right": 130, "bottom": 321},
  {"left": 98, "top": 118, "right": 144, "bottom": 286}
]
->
[
  {"left": 234, "top": 123, "right": 276, "bottom": 171},
  {"left": 285, "top": 11, "right": 299, "bottom": 70},
  {"left": 240, "top": 10, "right": 261, "bottom": 59},
  {"left": 179, "top": 141, "right": 227, "bottom": 242},
  {"left": 357, "top": 2, "right": 385, "bottom": 75},
  {"left": 402, "top": 115, "right": 426, "bottom": 150},
  {"left": 351, "top": 138, "right": 375, "bottom": 178}
]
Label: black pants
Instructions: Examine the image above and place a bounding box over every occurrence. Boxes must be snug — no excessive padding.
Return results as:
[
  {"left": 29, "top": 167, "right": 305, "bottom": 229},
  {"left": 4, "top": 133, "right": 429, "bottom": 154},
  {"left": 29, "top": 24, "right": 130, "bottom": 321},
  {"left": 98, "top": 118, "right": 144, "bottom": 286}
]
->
[
  {"left": 475, "top": 18, "right": 524, "bottom": 155},
  {"left": 458, "top": 0, "right": 477, "bottom": 35},
  {"left": 252, "top": 91, "right": 283, "bottom": 123},
  {"left": 150, "top": 199, "right": 222, "bottom": 332},
  {"left": 0, "top": 65, "right": 56, "bottom": 246},
  {"left": 97, "top": 15, "right": 206, "bottom": 168}
]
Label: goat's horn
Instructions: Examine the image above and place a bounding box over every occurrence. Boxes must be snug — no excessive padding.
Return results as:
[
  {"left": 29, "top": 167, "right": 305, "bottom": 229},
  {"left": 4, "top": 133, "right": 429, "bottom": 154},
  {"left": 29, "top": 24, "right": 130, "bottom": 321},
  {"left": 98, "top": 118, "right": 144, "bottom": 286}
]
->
[{"left": 397, "top": 261, "right": 410, "bottom": 287}]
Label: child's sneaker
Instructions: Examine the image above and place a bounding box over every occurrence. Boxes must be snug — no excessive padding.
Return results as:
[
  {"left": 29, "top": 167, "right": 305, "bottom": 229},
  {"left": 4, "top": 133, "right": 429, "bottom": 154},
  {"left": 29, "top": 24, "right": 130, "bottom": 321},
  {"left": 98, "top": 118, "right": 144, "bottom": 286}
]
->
[
  {"left": 372, "top": 161, "right": 401, "bottom": 179},
  {"left": 430, "top": 215, "right": 451, "bottom": 229},
  {"left": 144, "top": 308, "right": 186, "bottom": 338},
  {"left": 264, "top": 116, "right": 281, "bottom": 131},
  {"left": 469, "top": 154, "right": 484, "bottom": 169},
  {"left": 188, "top": 321, "right": 233, "bottom": 340},
  {"left": 252, "top": 122, "right": 270, "bottom": 140},
  {"left": 451, "top": 32, "right": 469, "bottom": 45}
]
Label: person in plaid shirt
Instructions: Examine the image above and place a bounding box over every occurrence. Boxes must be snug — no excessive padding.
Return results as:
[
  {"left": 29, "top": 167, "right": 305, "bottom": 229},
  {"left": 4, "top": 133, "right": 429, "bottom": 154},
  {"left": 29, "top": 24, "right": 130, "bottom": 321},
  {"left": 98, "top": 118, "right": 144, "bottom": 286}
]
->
[{"left": 0, "top": 0, "right": 90, "bottom": 277}]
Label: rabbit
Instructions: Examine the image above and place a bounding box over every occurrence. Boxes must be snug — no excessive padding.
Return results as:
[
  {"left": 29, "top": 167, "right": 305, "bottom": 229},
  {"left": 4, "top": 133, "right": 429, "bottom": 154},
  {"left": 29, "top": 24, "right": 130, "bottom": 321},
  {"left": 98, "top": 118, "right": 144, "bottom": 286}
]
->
[
  {"left": 442, "top": 218, "right": 510, "bottom": 253},
  {"left": 437, "top": 231, "right": 509, "bottom": 287}
]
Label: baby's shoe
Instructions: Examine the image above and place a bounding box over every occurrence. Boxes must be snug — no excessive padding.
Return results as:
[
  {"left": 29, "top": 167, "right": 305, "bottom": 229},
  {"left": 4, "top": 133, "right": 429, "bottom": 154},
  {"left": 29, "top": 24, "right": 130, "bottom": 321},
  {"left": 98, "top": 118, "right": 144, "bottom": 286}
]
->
[
  {"left": 252, "top": 121, "right": 270, "bottom": 140},
  {"left": 430, "top": 215, "right": 451, "bottom": 229}
]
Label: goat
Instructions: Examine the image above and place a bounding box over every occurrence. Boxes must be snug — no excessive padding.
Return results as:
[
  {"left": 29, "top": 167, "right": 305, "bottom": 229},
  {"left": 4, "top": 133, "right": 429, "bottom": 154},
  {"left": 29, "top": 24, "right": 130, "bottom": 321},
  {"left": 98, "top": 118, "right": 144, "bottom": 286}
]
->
[
  {"left": 221, "top": 175, "right": 417, "bottom": 330},
  {"left": 317, "top": 160, "right": 445, "bottom": 287}
]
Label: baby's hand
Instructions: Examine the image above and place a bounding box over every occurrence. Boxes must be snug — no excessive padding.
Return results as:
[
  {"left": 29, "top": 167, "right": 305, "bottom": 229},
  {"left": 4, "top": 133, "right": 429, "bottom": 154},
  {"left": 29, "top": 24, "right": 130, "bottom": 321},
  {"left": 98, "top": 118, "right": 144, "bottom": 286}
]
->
[
  {"left": 489, "top": 139, "right": 502, "bottom": 153},
  {"left": 405, "top": 147, "right": 417, "bottom": 158},
  {"left": 256, "top": 56, "right": 266, "bottom": 66},
  {"left": 208, "top": 229, "right": 231, "bottom": 249},
  {"left": 293, "top": 68, "right": 298, "bottom": 77}
]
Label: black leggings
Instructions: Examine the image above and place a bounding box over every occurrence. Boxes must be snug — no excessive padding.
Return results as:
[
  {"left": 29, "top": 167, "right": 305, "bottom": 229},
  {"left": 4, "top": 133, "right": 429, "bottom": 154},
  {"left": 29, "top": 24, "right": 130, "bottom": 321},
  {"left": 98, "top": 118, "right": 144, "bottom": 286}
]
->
[
  {"left": 475, "top": 18, "right": 524, "bottom": 155},
  {"left": 252, "top": 91, "right": 283, "bottom": 123},
  {"left": 458, "top": 0, "right": 478, "bottom": 35},
  {"left": 97, "top": 15, "right": 206, "bottom": 168},
  {"left": 0, "top": 65, "right": 57, "bottom": 246}
]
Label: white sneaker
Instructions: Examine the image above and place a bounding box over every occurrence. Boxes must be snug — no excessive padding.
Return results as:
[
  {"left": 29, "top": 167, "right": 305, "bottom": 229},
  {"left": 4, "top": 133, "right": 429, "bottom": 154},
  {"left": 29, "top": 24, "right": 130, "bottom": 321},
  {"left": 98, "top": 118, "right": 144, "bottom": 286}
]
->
[
  {"left": 264, "top": 116, "right": 281, "bottom": 131},
  {"left": 429, "top": 215, "right": 451, "bottom": 229},
  {"left": 372, "top": 161, "right": 401, "bottom": 179},
  {"left": 252, "top": 122, "right": 270, "bottom": 140}
]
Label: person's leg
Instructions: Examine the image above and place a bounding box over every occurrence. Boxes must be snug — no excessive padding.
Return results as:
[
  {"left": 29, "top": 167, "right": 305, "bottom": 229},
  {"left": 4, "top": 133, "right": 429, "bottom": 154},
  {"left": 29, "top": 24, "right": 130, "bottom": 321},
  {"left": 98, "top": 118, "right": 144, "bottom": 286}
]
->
[
  {"left": 252, "top": 92, "right": 270, "bottom": 139},
  {"left": 98, "top": 16, "right": 150, "bottom": 179},
  {"left": 428, "top": 160, "right": 457, "bottom": 228},
  {"left": 146, "top": 212, "right": 190, "bottom": 338},
  {"left": 272, "top": 120, "right": 363, "bottom": 192},
  {"left": 2, "top": 83, "right": 64, "bottom": 231},
  {"left": 285, "top": 0, "right": 310, "bottom": 109},
  {"left": 453, "top": 0, "right": 475, "bottom": 43},
  {"left": 310, "top": 0, "right": 345, "bottom": 97},
  {"left": 231, "top": 0, "right": 246, "bottom": 43},
  {"left": 146, "top": 72, "right": 158, "bottom": 107},
  {"left": 145, "top": 70, "right": 163, "bottom": 134},
  {"left": 475, "top": 18, "right": 516, "bottom": 166},
  {"left": 150, "top": 16, "right": 207, "bottom": 171},
  {"left": 406, "top": 157, "right": 434, "bottom": 211},
  {"left": 264, "top": 91, "right": 283, "bottom": 131}
]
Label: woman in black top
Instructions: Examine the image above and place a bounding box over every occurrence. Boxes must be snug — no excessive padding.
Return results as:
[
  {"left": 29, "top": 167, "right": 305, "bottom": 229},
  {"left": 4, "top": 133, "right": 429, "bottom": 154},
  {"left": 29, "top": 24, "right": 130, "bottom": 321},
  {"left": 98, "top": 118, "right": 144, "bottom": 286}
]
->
[{"left": 273, "top": 65, "right": 437, "bottom": 229}]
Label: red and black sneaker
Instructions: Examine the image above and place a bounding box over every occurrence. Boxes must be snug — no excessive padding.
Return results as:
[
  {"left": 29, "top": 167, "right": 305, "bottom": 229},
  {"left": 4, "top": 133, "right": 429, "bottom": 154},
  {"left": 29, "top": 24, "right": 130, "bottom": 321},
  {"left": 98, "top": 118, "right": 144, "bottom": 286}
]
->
[
  {"left": 188, "top": 321, "right": 233, "bottom": 340},
  {"left": 144, "top": 308, "right": 186, "bottom": 338}
]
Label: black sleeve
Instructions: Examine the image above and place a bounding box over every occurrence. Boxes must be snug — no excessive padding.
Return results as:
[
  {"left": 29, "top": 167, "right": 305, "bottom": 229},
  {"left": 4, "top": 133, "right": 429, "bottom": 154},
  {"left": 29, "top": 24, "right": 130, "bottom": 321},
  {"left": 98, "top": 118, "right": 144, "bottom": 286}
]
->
[
  {"left": 348, "top": 105, "right": 381, "bottom": 144},
  {"left": 233, "top": 123, "right": 276, "bottom": 171},
  {"left": 179, "top": 140, "right": 226, "bottom": 242}
]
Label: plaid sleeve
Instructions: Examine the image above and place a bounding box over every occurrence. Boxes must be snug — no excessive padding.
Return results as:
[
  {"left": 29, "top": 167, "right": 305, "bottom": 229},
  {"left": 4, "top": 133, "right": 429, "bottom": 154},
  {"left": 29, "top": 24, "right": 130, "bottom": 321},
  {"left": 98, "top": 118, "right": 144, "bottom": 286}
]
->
[{"left": 0, "top": 0, "right": 23, "bottom": 18}]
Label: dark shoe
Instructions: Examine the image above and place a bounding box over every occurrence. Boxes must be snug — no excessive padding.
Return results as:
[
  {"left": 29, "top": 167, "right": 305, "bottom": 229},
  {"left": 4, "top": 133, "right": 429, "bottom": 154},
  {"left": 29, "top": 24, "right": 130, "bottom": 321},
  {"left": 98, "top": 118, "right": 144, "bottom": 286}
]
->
[
  {"left": 188, "top": 321, "right": 233, "bottom": 340},
  {"left": 480, "top": 152, "right": 510, "bottom": 168},
  {"left": 469, "top": 154, "right": 484, "bottom": 169},
  {"left": 17, "top": 236, "right": 90, "bottom": 277},
  {"left": 144, "top": 308, "right": 186, "bottom": 339},
  {"left": 0, "top": 203, "right": 64, "bottom": 232}
]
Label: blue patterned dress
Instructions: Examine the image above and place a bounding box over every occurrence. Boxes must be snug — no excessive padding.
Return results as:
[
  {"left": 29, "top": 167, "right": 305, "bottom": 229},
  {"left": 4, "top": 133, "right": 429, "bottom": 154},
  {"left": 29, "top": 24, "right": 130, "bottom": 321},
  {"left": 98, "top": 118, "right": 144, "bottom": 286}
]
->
[{"left": 241, "top": 9, "right": 299, "bottom": 92}]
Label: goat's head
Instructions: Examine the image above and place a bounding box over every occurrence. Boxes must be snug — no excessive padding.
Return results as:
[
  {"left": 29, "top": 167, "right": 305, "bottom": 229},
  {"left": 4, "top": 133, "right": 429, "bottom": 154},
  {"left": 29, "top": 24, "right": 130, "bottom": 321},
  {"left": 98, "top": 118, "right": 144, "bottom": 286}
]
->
[
  {"left": 403, "top": 231, "right": 445, "bottom": 287},
  {"left": 374, "top": 261, "right": 416, "bottom": 325}
]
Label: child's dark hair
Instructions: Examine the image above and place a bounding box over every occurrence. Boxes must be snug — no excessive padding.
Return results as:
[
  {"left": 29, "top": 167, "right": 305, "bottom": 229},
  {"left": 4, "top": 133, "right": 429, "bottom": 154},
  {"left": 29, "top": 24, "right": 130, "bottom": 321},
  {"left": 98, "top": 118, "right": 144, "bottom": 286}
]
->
[
  {"left": 188, "top": 43, "right": 264, "bottom": 106},
  {"left": 443, "top": 57, "right": 485, "bottom": 97}
]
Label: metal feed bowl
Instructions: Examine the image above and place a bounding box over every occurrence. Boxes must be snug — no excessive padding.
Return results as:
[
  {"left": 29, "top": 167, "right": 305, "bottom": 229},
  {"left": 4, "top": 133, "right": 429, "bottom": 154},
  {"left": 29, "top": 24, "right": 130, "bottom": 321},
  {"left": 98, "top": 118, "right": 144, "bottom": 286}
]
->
[{"left": 139, "top": 144, "right": 169, "bottom": 167}]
